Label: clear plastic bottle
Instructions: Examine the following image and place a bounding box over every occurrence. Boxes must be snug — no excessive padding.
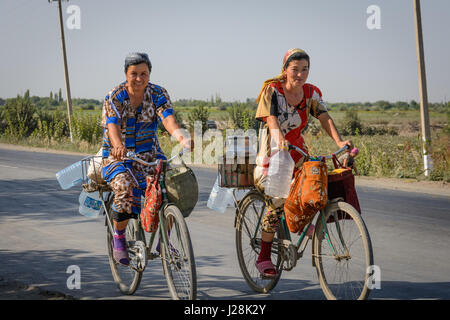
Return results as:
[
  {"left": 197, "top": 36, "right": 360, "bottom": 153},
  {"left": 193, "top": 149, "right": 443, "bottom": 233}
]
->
[
  {"left": 78, "top": 190, "right": 105, "bottom": 218},
  {"left": 264, "top": 148, "right": 295, "bottom": 198},
  {"left": 56, "top": 161, "right": 83, "bottom": 190},
  {"left": 207, "top": 176, "right": 234, "bottom": 213}
]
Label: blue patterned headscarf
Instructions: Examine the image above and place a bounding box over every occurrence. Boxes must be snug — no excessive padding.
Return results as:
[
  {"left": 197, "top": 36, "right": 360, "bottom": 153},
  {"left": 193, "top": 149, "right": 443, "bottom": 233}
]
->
[{"left": 124, "top": 52, "right": 152, "bottom": 73}]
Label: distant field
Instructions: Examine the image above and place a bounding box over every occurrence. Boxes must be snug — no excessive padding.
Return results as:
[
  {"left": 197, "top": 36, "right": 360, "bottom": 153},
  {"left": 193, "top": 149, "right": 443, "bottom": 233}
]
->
[{"left": 204, "top": 108, "right": 447, "bottom": 135}]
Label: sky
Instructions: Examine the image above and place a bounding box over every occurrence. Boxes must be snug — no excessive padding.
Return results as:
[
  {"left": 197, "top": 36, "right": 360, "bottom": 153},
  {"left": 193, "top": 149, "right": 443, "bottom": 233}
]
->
[{"left": 1, "top": 0, "right": 449, "bottom": 103}]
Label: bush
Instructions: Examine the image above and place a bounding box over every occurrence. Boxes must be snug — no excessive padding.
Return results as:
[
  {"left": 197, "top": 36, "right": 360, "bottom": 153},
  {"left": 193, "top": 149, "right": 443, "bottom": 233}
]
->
[
  {"left": 31, "top": 109, "right": 69, "bottom": 142},
  {"left": 187, "top": 105, "right": 210, "bottom": 133},
  {"left": 339, "top": 110, "right": 398, "bottom": 136},
  {"left": 71, "top": 112, "right": 103, "bottom": 145},
  {"left": 340, "top": 110, "right": 362, "bottom": 136},
  {"left": 227, "top": 104, "right": 258, "bottom": 131},
  {"left": 1, "top": 95, "right": 37, "bottom": 138}
]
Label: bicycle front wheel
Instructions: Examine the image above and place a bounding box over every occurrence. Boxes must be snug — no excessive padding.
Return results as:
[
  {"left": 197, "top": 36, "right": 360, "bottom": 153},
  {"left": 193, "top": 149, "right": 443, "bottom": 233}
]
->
[
  {"left": 107, "top": 215, "right": 145, "bottom": 295},
  {"left": 160, "top": 205, "right": 197, "bottom": 300},
  {"left": 313, "top": 201, "right": 373, "bottom": 300},
  {"left": 235, "top": 191, "right": 282, "bottom": 293}
]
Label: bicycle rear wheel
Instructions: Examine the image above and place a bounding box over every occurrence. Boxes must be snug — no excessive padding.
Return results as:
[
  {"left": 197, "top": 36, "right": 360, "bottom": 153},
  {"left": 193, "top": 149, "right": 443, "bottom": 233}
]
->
[
  {"left": 106, "top": 203, "right": 145, "bottom": 295},
  {"left": 235, "top": 191, "right": 282, "bottom": 293},
  {"left": 313, "top": 201, "right": 373, "bottom": 300},
  {"left": 160, "top": 205, "right": 197, "bottom": 300}
]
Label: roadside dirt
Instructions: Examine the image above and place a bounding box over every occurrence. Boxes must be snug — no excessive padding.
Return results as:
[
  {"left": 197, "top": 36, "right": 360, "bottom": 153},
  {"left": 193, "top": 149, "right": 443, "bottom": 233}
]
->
[
  {"left": 355, "top": 175, "right": 450, "bottom": 197},
  {"left": 0, "top": 277, "right": 76, "bottom": 300}
]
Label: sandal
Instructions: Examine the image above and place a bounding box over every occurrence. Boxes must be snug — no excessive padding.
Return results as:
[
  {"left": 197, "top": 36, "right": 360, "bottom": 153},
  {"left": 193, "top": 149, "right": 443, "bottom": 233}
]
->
[
  {"left": 256, "top": 260, "right": 277, "bottom": 278},
  {"left": 112, "top": 237, "right": 130, "bottom": 266},
  {"left": 113, "top": 248, "right": 130, "bottom": 266}
]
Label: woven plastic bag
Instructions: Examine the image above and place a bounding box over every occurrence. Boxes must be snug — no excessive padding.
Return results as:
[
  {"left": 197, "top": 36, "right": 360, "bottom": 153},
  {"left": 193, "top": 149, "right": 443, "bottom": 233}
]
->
[{"left": 140, "top": 162, "right": 163, "bottom": 233}]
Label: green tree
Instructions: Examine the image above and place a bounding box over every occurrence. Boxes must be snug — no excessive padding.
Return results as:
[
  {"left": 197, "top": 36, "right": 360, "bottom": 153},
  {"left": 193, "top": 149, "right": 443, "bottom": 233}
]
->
[
  {"left": 340, "top": 110, "right": 362, "bottom": 136},
  {"left": 187, "top": 105, "right": 210, "bottom": 133},
  {"left": 227, "top": 104, "right": 257, "bottom": 131},
  {"left": 2, "top": 94, "right": 37, "bottom": 138}
]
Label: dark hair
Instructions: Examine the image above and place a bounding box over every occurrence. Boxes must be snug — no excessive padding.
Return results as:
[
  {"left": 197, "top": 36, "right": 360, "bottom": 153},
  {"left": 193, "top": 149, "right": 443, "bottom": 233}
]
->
[
  {"left": 283, "top": 51, "right": 310, "bottom": 70},
  {"left": 124, "top": 52, "right": 152, "bottom": 73}
]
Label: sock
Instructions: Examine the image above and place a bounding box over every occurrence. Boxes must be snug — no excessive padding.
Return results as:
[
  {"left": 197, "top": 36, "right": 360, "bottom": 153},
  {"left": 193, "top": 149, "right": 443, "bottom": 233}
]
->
[
  {"left": 156, "top": 229, "right": 171, "bottom": 253},
  {"left": 113, "top": 228, "right": 127, "bottom": 250},
  {"left": 257, "top": 240, "right": 273, "bottom": 263}
]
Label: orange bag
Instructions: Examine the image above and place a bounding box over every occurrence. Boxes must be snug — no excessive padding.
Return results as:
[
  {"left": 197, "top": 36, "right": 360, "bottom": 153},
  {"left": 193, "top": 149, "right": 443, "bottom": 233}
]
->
[
  {"left": 284, "top": 160, "right": 328, "bottom": 233},
  {"left": 140, "top": 162, "right": 163, "bottom": 233}
]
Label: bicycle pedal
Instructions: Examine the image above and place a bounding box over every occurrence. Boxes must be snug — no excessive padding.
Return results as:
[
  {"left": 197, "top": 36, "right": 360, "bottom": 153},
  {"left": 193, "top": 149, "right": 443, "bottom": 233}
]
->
[{"left": 149, "top": 251, "right": 161, "bottom": 259}]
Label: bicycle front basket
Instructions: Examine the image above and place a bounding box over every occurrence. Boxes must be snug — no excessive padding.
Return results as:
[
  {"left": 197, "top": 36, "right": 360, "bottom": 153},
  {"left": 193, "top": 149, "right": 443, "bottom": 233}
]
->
[
  {"left": 165, "top": 164, "right": 198, "bottom": 218},
  {"left": 328, "top": 168, "right": 361, "bottom": 215}
]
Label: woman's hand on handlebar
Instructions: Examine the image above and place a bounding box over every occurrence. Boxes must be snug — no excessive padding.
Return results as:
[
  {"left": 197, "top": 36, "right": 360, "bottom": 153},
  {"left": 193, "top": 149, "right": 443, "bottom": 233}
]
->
[
  {"left": 180, "top": 137, "right": 194, "bottom": 152},
  {"left": 112, "top": 144, "right": 128, "bottom": 161},
  {"left": 278, "top": 137, "right": 289, "bottom": 150},
  {"left": 337, "top": 139, "right": 353, "bottom": 151}
]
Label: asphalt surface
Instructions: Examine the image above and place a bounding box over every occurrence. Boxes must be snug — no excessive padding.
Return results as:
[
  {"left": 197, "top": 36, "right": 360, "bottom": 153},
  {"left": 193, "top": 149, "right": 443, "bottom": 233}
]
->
[{"left": 0, "top": 146, "right": 449, "bottom": 300}]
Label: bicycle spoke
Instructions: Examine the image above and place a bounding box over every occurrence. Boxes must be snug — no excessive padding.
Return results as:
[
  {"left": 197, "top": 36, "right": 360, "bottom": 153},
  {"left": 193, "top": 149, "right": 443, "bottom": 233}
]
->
[
  {"left": 314, "top": 202, "right": 373, "bottom": 300},
  {"left": 161, "top": 205, "right": 196, "bottom": 300},
  {"left": 236, "top": 192, "right": 282, "bottom": 293},
  {"left": 107, "top": 217, "right": 144, "bottom": 295}
]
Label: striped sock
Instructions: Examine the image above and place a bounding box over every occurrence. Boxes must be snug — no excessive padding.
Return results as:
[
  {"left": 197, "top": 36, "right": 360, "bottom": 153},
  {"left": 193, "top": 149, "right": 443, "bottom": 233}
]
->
[{"left": 113, "top": 228, "right": 127, "bottom": 250}]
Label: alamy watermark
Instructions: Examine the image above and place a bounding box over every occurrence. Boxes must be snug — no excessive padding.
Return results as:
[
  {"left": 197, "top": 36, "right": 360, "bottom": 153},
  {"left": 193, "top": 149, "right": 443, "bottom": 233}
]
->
[
  {"left": 169, "top": 122, "right": 259, "bottom": 166},
  {"left": 66, "top": 4, "right": 81, "bottom": 30},
  {"left": 366, "top": 5, "right": 381, "bottom": 30},
  {"left": 367, "top": 265, "right": 381, "bottom": 289},
  {"left": 66, "top": 265, "right": 81, "bottom": 289}
]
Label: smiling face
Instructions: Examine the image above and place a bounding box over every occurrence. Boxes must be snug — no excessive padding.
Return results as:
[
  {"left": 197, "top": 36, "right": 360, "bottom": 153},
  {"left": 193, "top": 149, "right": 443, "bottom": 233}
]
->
[
  {"left": 125, "top": 63, "right": 150, "bottom": 92},
  {"left": 283, "top": 59, "right": 309, "bottom": 89}
]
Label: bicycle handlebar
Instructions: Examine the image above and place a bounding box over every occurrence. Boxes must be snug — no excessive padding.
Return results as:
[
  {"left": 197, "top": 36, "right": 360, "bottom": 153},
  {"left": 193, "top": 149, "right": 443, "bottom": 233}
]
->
[
  {"left": 124, "top": 149, "right": 189, "bottom": 167},
  {"left": 285, "top": 144, "right": 349, "bottom": 160}
]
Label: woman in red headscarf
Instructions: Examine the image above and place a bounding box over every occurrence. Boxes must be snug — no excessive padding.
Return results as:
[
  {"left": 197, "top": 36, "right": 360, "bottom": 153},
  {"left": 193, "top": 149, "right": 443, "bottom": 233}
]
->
[{"left": 254, "top": 48, "right": 353, "bottom": 277}]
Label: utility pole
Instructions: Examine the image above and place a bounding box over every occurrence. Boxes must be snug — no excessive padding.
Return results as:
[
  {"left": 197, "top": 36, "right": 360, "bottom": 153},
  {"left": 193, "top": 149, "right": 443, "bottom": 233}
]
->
[
  {"left": 413, "top": 0, "right": 432, "bottom": 176},
  {"left": 49, "top": 0, "right": 73, "bottom": 142}
]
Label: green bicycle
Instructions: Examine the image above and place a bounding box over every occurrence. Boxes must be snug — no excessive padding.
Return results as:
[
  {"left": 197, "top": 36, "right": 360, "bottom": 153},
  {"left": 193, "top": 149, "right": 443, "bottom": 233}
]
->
[
  {"left": 81, "top": 150, "right": 197, "bottom": 300},
  {"left": 234, "top": 145, "right": 374, "bottom": 300}
]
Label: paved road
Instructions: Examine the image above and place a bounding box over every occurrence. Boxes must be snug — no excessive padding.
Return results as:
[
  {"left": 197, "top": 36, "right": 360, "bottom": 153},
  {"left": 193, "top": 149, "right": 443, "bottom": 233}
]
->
[{"left": 0, "top": 146, "right": 449, "bottom": 300}]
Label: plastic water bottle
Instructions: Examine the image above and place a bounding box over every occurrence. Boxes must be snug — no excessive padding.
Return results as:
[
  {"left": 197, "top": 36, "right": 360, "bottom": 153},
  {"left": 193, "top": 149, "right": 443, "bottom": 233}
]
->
[
  {"left": 207, "top": 176, "right": 234, "bottom": 213},
  {"left": 56, "top": 161, "right": 83, "bottom": 190},
  {"left": 265, "top": 148, "right": 295, "bottom": 198},
  {"left": 78, "top": 190, "right": 105, "bottom": 218}
]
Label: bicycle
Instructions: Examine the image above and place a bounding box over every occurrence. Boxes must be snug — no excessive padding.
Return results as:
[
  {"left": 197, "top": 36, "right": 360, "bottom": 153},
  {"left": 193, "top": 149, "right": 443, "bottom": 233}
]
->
[
  {"left": 233, "top": 144, "right": 374, "bottom": 300},
  {"left": 81, "top": 149, "right": 197, "bottom": 300}
]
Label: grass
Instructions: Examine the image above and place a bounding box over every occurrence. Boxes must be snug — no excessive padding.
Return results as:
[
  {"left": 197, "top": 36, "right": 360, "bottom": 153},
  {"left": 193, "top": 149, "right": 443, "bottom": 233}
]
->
[
  {"left": 304, "top": 129, "right": 449, "bottom": 182},
  {"left": 0, "top": 135, "right": 100, "bottom": 155}
]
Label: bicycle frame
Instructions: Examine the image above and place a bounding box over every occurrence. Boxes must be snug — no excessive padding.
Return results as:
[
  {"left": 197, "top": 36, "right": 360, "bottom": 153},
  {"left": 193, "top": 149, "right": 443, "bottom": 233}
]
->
[
  {"left": 244, "top": 196, "right": 348, "bottom": 271},
  {"left": 234, "top": 142, "right": 372, "bottom": 299},
  {"left": 234, "top": 141, "right": 351, "bottom": 269},
  {"left": 99, "top": 150, "right": 187, "bottom": 264}
]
